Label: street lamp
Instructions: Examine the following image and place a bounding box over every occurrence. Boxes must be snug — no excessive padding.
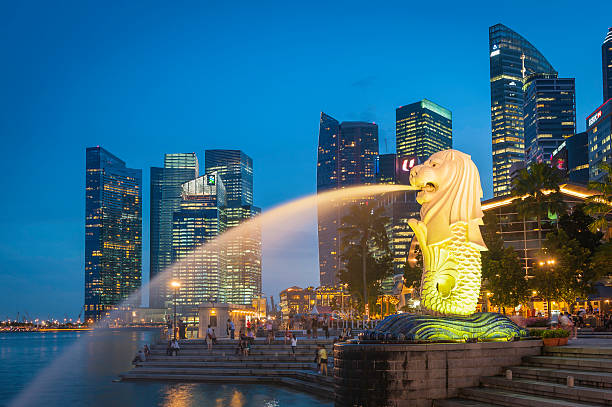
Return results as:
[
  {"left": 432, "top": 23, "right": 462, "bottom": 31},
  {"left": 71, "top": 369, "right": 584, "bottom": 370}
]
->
[{"left": 170, "top": 281, "right": 181, "bottom": 340}]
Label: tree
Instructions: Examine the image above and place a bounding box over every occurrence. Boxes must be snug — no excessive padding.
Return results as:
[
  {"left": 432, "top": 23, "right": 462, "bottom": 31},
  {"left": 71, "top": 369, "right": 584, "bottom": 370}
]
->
[
  {"left": 481, "top": 215, "right": 530, "bottom": 313},
  {"left": 530, "top": 259, "right": 561, "bottom": 318},
  {"left": 339, "top": 203, "right": 392, "bottom": 318},
  {"left": 542, "top": 231, "right": 592, "bottom": 313},
  {"left": 403, "top": 246, "right": 423, "bottom": 295},
  {"left": 557, "top": 205, "right": 603, "bottom": 253},
  {"left": 584, "top": 162, "right": 612, "bottom": 236},
  {"left": 512, "top": 163, "right": 566, "bottom": 247}
]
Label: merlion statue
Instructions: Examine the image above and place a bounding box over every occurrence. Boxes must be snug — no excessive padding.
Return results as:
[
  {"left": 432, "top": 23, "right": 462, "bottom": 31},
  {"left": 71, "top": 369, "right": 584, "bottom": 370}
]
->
[
  {"left": 408, "top": 149, "right": 487, "bottom": 316},
  {"left": 363, "top": 149, "right": 527, "bottom": 341}
]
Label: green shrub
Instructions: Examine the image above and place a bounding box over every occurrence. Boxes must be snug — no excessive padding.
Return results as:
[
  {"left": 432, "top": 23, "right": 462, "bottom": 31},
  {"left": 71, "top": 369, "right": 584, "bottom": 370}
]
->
[
  {"left": 555, "top": 329, "right": 570, "bottom": 338},
  {"left": 529, "top": 329, "right": 543, "bottom": 337},
  {"left": 538, "top": 329, "right": 570, "bottom": 338}
]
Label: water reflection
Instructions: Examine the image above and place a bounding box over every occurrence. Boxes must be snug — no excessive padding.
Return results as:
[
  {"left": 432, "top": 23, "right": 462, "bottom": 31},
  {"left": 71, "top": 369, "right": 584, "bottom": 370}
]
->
[{"left": 5, "top": 331, "right": 332, "bottom": 406}]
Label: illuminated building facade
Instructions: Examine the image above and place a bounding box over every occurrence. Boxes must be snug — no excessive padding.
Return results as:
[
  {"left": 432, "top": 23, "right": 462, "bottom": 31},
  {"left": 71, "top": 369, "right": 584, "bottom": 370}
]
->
[
  {"left": 204, "top": 150, "right": 261, "bottom": 305},
  {"left": 523, "top": 73, "right": 576, "bottom": 165},
  {"left": 317, "top": 113, "right": 379, "bottom": 286},
  {"left": 279, "top": 286, "right": 316, "bottom": 319},
  {"left": 377, "top": 153, "right": 397, "bottom": 184},
  {"left": 481, "top": 183, "right": 592, "bottom": 276},
  {"left": 171, "top": 173, "right": 227, "bottom": 310},
  {"left": 396, "top": 99, "right": 452, "bottom": 163},
  {"left": 489, "top": 23, "right": 556, "bottom": 196},
  {"left": 150, "top": 153, "right": 199, "bottom": 308},
  {"left": 603, "top": 27, "right": 612, "bottom": 102},
  {"left": 587, "top": 99, "right": 612, "bottom": 182},
  {"left": 84, "top": 147, "right": 142, "bottom": 321},
  {"left": 566, "top": 132, "right": 589, "bottom": 184}
]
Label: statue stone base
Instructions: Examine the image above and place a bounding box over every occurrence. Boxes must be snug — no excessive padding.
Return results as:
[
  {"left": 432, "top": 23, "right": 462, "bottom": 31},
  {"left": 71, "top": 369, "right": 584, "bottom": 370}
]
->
[{"left": 361, "top": 312, "right": 528, "bottom": 342}]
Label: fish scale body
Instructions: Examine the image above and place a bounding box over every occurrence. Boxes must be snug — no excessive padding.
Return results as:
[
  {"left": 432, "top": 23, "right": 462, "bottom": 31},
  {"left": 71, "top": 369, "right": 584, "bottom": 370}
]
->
[{"left": 420, "top": 222, "right": 481, "bottom": 316}]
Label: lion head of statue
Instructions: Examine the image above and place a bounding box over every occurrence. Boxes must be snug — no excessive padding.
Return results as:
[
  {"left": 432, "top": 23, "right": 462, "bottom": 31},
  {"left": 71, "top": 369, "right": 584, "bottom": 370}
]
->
[{"left": 409, "top": 149, "right": 487, "bottom": 251}]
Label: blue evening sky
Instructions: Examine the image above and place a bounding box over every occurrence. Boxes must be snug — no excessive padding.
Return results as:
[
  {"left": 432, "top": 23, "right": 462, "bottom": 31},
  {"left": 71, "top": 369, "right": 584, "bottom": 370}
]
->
[{"left": 0, "top": 1, "right": 608, "bottom": 319}]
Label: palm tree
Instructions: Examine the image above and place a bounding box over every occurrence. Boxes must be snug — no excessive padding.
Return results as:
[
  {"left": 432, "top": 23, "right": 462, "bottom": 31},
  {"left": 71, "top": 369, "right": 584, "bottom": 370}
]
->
[
  {"left": 512, "top": 163, "right": 566, "bottom": 248},
  {"left": 339, "top": 203, "right": 390, "bottom": 319},
  {"left": 584, "top": 162, "right": 612, "bottom": 237}
]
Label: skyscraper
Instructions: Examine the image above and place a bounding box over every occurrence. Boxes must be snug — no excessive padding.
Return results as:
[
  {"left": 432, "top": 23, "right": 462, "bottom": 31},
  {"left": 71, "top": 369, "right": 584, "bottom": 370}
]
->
[
  {"left": 204, "top": 150, "right": 261, "bottom": 305},
  {"left": 205, "top": 150, "right": 253, "bottom": 206},
  {"left": 523, "top": 73, "right": 576, "bottom": 165},
  {"left": 84, "top": 147, "right": 142, "bottom": 322},
  {"left": 377, "top": 153, "right": 397, "bottom": 184},
  {"left": 396, "top": 99, "right": 452, "bottom": 162},
  {"left": 150, "top": 153, "right": 198, "bottom": 309},
  {"left": 171, "top": 173, "right": 227, "bottom": 311},
  {"left": 587, "top": 99, "right": 612, "bottom": 182},
  {"left": 603, "top": 27, "right": 612, "bottom": 102},
  {"left": 317, "top": 113, "right": 379, "bottom": 286},
  {"left": 489, "top": 23, "right": 556, "bottom": 196}
]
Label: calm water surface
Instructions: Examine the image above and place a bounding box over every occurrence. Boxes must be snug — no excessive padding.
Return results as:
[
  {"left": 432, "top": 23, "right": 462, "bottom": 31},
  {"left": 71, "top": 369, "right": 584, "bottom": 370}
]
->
[{"left": 1, "top": 331, "right": 331, "bottom": 407}]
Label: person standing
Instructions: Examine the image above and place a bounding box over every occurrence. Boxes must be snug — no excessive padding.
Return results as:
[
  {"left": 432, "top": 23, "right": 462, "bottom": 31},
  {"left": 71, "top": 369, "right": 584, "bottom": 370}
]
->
[
  {"left": 290, "top": 334, "right": 297, "bottom": 359},
  {"left": 266, "top": 320, "right": 273, "bottom": 344},
  {"left": 228, "top": 319, "right": 235, "bottom": 340},
  {"left": 312, "top": 317, "right": 318, "bottom": 339},
  {"left": 318, "top": 345, "right": 328, "bottom": 376},
  {"left": 206, "top": 325, "right": 214, "bottom": 351}
]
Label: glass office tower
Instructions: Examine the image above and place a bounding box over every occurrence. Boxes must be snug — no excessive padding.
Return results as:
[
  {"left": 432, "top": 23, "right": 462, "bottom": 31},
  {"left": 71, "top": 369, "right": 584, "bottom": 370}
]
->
[
  {"left": 567, "top": 132, "right": 589, "bottom": 184},
  {"left": 204, "top": 150, "right": 261, "bottom": 305},
  {"left": 587, "top": 99, "right": 612, "bottom": 182},
  {"left": 205, "top": 150, "right": 253, "bottom": 206},
  {"left": 396, "top": 99, "right": 452, "bottom": 162},
  {"left": 603, "top": 27, "right": 612, "bottom": 102},
  {"left": 489, "top": 23, "right": 556, "bottom": 196},
  {"left": 316, "top": 113, "right": 378, "bottom": 286},
  {"left": 171, "top": 173, "right": 227, "bottom": 311},
  {"left": 84, "top": 147, "right": 142, "bottom": 322},
  {"left": 150, "top": 153, "right": 199, "bottom": 309},
  {"left": 523, "top": 73, "right": 576, "bottom": 165},
  {"left": 377, "top": 153, "right": 397, "bottom": 184}
]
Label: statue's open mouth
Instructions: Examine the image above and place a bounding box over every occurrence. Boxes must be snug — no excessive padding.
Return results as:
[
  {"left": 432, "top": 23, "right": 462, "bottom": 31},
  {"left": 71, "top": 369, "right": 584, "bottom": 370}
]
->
[{"left": 424, "top": 182, "right": 437, "bottom": 192}]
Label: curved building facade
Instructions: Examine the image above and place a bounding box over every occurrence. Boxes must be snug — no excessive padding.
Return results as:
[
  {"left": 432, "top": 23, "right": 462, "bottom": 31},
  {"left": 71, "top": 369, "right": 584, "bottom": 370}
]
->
[{"left": 489, "top": 24, "right": 556, "bottom": 196}]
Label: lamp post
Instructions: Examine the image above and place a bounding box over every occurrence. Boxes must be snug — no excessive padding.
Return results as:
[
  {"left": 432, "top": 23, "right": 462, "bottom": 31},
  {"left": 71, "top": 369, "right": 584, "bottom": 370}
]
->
[
  {"left": 170, "top": 281, "right": 180, "bottom": 340},
  {"left": 538, "top": 259, "right": 556, "bottom": 318}
]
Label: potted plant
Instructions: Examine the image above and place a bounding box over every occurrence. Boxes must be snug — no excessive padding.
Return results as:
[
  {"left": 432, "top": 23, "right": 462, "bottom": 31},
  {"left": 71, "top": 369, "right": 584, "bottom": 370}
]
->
[
  {"left": 556, "top": 329, "right": 570, "bottom": 346},
  {"left": 540, "top": 329, "right": 559, "bottom": 346}
]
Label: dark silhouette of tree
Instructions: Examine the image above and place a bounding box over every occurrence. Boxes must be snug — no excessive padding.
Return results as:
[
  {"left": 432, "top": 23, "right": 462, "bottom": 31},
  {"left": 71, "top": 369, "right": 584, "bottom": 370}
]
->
[
  {"left": 585, "top": 162, "right": 612, "bottom": 236},
  {"left": 512, "top": 163, "right": 566, "bottom": 248},
  {"left": 481, "top": 213, "right": 529, "bottom": 313},
  {"left": 339, "top": 203, "right": 392, "bottom": 318}
]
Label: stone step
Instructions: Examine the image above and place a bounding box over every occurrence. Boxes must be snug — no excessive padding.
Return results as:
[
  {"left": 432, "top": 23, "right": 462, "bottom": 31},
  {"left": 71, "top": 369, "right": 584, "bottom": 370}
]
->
[
  {"left": 460, "top": 387, "right": 597, "bottom": 407},
  {"left": 128, "top": 366, "right": 334, "bottom": 384},
  {"left": 130, "top": 367, "right": 314, "bottom": 376},
  {"left": 577, "top": 334, "right": 612, "bottom": 339},
  {"left": 434, "top": 398, "right": 502, "bottom": 407},
  {"left": 509, "top": 365, "right": 612, "bottom": 389},
  {"left": 480, "top": 376, "right": 612, "bottom": 405},
  {"left": 150, "top": 349, "right": 328, "bottom": 356},
  {"left": 147, "top": 355, "right": 331, "bottom": 362},
  {"left": 134, "top": 361, "right": 316, "bottom": 369},
  {"left": 524, "top": 355, "right": 612, "bottom": 373},
  {"left": 543, "top": 346, "right": 612, "bottom": 359}
]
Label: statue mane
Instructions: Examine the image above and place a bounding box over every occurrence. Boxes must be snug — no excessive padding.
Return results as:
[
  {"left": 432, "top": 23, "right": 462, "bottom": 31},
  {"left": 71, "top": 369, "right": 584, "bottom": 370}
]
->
[{"left": 419, "top": 150, "right": 487, "bottom": 251}]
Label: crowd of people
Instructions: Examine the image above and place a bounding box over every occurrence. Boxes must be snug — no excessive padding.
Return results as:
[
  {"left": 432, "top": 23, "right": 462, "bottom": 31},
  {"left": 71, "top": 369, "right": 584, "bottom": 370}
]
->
[{"left": 132, "top": 316, "right": 348, "bottom": 376}]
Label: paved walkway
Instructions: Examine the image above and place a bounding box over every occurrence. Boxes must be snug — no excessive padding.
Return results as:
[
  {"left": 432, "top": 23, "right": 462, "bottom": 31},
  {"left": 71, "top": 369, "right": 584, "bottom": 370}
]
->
[{"left": 568, "top": 337, "right": 612, "bottom": 347}]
